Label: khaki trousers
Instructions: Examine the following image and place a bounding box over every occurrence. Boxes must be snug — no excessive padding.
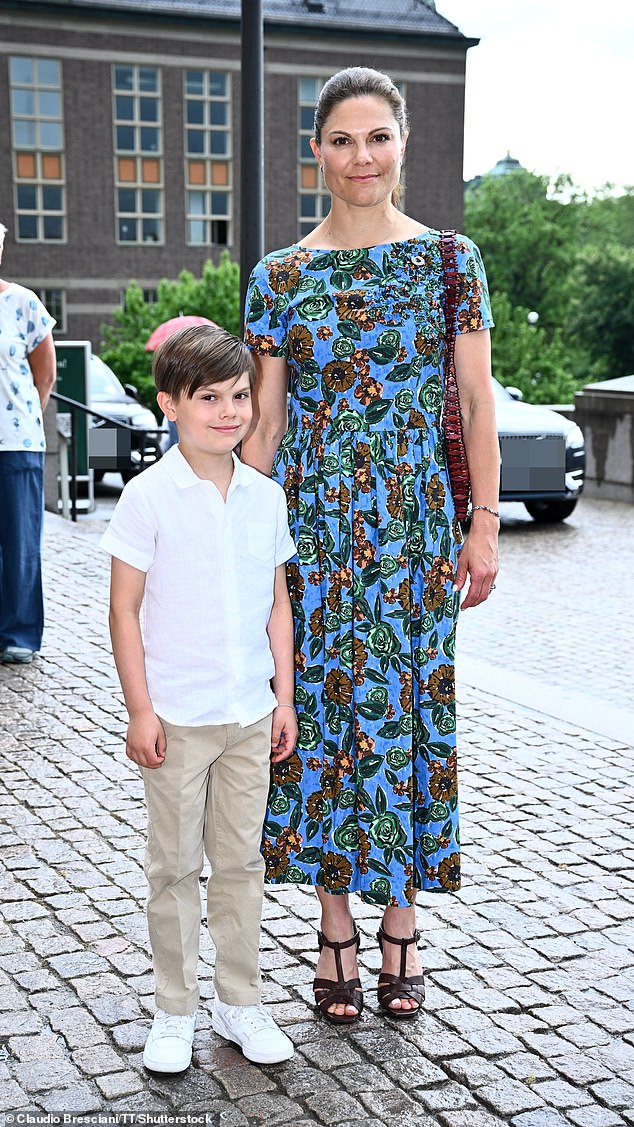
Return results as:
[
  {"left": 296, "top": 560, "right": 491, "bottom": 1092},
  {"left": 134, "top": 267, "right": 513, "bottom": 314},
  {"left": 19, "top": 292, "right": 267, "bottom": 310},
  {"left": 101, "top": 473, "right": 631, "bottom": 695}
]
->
[{"left": 142, "top": 713, "right": 272, "bottom": 1015}]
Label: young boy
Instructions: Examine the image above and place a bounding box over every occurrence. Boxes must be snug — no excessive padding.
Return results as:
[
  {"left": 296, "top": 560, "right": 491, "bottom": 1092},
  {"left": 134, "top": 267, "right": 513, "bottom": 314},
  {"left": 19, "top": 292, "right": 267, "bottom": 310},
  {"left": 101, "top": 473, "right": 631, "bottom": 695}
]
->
[{"left": 101, "top": 324, "right": 297, "bottom": 1072}]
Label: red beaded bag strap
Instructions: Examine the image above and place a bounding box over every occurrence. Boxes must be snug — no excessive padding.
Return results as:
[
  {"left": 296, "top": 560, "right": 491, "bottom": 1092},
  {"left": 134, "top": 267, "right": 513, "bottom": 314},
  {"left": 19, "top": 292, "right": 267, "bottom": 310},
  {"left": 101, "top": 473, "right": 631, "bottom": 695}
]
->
[{"left": 439, "top": 229, "right": 470, "bottom": 522}]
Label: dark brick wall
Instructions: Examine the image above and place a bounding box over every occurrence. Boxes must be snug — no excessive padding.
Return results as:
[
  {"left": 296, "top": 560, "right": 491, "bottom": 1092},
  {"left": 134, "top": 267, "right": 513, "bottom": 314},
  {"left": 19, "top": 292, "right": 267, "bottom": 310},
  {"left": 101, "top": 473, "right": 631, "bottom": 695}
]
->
[{"left": 0, "top": 5, "right": 469, "bottom": 347}]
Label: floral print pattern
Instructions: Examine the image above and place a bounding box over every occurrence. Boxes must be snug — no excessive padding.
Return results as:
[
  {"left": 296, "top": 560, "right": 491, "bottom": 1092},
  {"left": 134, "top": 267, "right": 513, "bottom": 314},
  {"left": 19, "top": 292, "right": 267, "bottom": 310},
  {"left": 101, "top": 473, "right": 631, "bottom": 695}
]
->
[
  {"left": 246, "top": 230, "right": 493, "bottom": 906},
  {"left": 0, "top": 284, "right": 56, "bottom": 452}
]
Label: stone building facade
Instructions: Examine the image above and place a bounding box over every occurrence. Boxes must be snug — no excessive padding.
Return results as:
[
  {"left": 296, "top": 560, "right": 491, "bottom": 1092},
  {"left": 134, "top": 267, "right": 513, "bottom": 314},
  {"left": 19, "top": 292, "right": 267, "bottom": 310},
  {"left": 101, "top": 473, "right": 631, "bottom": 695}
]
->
[{"left": 0, "top": 0, "right": 476, "bottom": 345}]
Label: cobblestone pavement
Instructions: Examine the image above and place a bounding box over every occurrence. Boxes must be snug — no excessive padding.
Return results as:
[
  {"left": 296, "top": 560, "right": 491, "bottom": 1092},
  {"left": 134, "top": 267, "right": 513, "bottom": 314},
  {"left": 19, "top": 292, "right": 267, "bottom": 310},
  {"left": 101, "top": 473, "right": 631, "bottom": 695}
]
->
[{"left": 0, "top": 499, "right": 633, "bottom": 1126}]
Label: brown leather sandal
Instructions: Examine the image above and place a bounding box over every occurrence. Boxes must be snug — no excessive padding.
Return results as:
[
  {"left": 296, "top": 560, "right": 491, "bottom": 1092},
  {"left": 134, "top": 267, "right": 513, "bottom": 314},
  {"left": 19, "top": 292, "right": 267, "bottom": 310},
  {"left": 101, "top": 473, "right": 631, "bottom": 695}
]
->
[
  {"left": 377, "top": 924, "right": 425, "bottom": 1019},
  {"left": 313, "top": 929, "right": 364, "bottom": 1025}
]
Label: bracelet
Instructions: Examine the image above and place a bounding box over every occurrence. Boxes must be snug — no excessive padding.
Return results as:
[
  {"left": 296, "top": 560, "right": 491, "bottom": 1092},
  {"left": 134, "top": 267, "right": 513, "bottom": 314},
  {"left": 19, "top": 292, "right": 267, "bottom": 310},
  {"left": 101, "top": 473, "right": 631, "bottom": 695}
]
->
[
  {"left": 275, "top": 703, "right": 296, "bottom": 710},
  {"left": 470, "top": 504, "right": 500, "bottom": 519}
]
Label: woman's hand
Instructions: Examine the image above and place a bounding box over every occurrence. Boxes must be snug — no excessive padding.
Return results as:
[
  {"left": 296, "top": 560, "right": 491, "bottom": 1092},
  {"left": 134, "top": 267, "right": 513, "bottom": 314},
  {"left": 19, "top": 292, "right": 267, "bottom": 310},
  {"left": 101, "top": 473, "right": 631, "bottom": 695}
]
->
[{"left": 453, "top": 512, "right": 499, "bottom": 609}]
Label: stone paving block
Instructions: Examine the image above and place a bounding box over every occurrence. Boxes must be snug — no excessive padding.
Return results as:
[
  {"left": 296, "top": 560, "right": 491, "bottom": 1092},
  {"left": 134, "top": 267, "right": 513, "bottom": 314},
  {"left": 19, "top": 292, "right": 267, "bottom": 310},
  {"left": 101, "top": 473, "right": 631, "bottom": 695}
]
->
[
  {"left": 417, "top": 1082, "right": 477, "bottom": 1112},
  {"left": 48, "top": 1006, "right": 107, "bottom": 1049},
  {"left": 14, "top": 1059, "right": 81, "bottom": 1093},
  {"left": 492, "top": 1012, "right": 548, "bottom": 1036},
  {"left": 560, "top": 1021, "right": 613, "bottom": 1049},
  {"left": 336, "top": 1061, "right": 394, "bottom": 1094},
  {"left": 85, "top": 991, "right": 144, "bottom": 1025},
  {"left": 590, "top": 1077, "right": 634, "bottom": 1109},
  {"left": 215, "top": 1063, "right": 278, "bottom": 1099},
  {"left": 95, "top": 1069, "right": 146, "bottom": 1098},
  {"left": 591, "top": 1007, "right": 634, "bottom": 1034},
  {"left": 0, "top": 984, "right": 30, "bottom": 1011},
  {"left": 47, "top": 951, "right": 111, "bottom": 978},
  {"left": 442, "top": 1007, "right": 497, "bottom": 1034},
  {"left": 382, "top": 1054, "right": 449, "bottom": 1089},
  {"left": 39, "top": 1080, "right": 103, "bottom": 1114},
  {"left": 282, "top": 1064, "right": 340, "bottom": 1097},
  {"left": 0, "top": 1078, "right": 29, "bottom": 1111},
  {"left": 592, "top": 1039, "right": 634, "bottom": 1074},
  {"left": 439, "top": 1114, "right": 507, "bottom": 1127},
  {"left": 521, "top": 1029, "right": 578, "bottom": 1057},
  {"left": 299, "top": 1035, "right": 364, "bottom": 1070},
  {"left": 550, "top": 1051, "right": 613, "bottom": 1086},
  {"left": 463, "top": 1026, "right": 525, "bottom": 1057},
  {"left": 304, "top": 1090, "right": 368, "bottom": 1123},
  {"left": 568, "top": 1108, "right": 626, "bottom": 1127},
  {"left": 477, "top": 1077, "right": 545, "bottom": 1115},
  {"left": 360, "top": 1088, "right": 439, "bottom": 1126},
  {"left": 8, "top": 1032, "right": 67, "bottom": 1063},
  {"left": 0, "top": 1010, "right": 43, "bottom": 1038},
  {"left": 532, "top": 1078, "right": 593, "bottom": 1108},
  {"left": 446, "top": 1055, "right": 508, "bottom": 1089},
  {"left": 71, "top": 1043, "right": 128, "bottom": 1076},
  {"left": 236, "top": 1092, "right": 308, "bottom": 1123},
  {"left": 406, "top": 1025, "right": 472, "bottom": 1060},
  {"left": 510, "top": 1112, "right": 570, "bottom": 1127}
]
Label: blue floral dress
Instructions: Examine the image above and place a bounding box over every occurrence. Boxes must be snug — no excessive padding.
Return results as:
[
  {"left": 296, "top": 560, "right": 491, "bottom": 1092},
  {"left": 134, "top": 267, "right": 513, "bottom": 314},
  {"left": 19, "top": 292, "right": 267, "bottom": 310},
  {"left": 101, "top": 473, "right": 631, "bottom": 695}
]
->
[{"left": 245, "top": 230, "right": 493, "bottom": 906}]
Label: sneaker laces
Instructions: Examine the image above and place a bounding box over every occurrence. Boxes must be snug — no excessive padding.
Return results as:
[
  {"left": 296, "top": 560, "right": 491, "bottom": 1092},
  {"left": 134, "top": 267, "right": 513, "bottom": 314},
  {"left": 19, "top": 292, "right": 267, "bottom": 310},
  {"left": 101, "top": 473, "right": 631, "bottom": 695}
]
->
[
  {"left": 229, "top": 1004, "right": 276, "bottom": 1034},
  {"left": 155, "top": 1011, "right": 194, "bottom": 1039}
]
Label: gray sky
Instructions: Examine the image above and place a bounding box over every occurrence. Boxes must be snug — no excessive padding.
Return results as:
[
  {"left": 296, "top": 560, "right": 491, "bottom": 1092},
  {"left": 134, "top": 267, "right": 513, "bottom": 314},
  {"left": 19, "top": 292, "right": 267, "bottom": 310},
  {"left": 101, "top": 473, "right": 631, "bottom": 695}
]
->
[{"left": 435, "top": 0, "right": 632, "bottom": 191}]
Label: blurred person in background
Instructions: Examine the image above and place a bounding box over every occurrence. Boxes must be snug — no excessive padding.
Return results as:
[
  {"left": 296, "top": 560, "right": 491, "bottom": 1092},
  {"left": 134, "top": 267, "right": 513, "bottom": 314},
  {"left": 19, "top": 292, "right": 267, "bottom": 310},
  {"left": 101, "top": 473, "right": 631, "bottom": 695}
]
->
[{"left": 0, "top": 222, "right": 57, "bottom": 664}]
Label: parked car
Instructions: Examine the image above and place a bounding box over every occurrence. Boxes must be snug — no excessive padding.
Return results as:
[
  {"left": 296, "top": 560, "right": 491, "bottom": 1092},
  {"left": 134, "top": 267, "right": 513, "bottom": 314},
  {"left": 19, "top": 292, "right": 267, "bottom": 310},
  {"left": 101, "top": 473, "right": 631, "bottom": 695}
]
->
[
  {"left": 88, "top": 355, "right": 166, "bottom": 485},
  {"left": 494, "top": 378, "right": 585, "bottom": 522}
]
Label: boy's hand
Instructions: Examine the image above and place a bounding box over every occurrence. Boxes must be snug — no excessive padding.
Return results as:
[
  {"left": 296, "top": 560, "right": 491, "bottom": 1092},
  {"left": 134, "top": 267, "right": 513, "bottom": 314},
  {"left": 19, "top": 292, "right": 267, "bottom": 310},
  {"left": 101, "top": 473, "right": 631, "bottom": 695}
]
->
[
  {"left": 126, "top": 710, "right": 167, "bottom": 769},
  {"left": 271, "top": 705, "right": 298, "bottom": 763}
]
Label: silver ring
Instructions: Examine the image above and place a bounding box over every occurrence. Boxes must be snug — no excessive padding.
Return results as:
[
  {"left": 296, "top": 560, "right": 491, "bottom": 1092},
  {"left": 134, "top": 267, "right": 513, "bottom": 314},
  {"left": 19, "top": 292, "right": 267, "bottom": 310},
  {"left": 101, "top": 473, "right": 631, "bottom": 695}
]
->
[{"left": 489, "top": 583, "right": 496, "bottom": 591}]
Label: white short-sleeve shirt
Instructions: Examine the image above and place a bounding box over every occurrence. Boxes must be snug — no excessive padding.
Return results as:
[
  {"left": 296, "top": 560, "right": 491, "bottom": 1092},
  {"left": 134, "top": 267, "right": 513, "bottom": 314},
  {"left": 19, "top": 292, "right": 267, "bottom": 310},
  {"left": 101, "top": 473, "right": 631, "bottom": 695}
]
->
[
  {"left": 0, "top": 283, "right": 56, "bottom": 451},
  {"left": 100, "top": 446, "right": 297, "bottom": 727}
]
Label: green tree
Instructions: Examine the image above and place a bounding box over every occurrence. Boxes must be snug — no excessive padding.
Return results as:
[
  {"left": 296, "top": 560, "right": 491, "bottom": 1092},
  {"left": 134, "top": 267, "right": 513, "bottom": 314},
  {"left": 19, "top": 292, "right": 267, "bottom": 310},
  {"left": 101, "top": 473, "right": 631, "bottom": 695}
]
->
[
  {"left": 466, "top": 171, "right": 634, "bottom": 400},
  {"left": 489, "top": 293, "right": 579, "bottom": 405},
  {"left": 100, "top": 252, "right": 241, "bottom": 410},
  {"left": 567, "top": 242, "right": 634, "bottom": 381},
  {"left": 465, "top": 170, "right": 578, "bottom": 333}
]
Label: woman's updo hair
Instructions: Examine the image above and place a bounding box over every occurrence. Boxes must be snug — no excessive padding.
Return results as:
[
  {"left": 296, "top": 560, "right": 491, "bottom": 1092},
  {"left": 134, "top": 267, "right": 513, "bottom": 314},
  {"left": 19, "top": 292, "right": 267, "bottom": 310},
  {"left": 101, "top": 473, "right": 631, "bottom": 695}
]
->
[
  {"left": 313, "top": 67, "right": 408, "bottom": 145},
  {"left": 313, "top": 67, "right": 409, "bottom": 206}
]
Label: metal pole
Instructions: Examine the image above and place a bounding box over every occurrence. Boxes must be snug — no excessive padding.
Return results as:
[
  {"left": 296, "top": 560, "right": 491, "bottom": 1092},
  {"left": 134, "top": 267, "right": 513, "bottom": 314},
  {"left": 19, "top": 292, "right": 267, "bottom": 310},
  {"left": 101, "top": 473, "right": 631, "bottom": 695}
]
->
[{"left": 240, "top": 0, "right": 264, "bottom": 318}]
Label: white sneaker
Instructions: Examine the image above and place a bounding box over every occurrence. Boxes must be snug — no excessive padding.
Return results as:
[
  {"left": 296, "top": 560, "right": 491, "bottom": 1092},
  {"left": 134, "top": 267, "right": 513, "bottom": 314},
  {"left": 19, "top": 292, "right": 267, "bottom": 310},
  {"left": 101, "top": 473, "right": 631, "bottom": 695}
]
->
[
  {"left": 143, "top": 1008, "right": 197, "bottom": 1073},
  {"left": 212, "top": 999, "right": 294, "bottom": 1064}
]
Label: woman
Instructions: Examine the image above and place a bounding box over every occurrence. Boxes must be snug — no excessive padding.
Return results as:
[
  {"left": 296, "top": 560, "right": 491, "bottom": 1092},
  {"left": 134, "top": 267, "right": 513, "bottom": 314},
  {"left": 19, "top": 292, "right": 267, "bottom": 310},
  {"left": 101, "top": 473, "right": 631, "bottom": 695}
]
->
[
  {"left": 0, "top": 222, "right": 57, "bottom": 664},
  {"left": 241, "top": 68, "right": 499, "bottom": 1023}
]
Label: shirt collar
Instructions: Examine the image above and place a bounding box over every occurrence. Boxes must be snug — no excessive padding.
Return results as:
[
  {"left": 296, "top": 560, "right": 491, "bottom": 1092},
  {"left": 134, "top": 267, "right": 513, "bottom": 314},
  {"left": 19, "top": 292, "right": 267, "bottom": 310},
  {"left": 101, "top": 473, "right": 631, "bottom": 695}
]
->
[{"left": 162, "top": 445, "right": 252, "bottom": 490}]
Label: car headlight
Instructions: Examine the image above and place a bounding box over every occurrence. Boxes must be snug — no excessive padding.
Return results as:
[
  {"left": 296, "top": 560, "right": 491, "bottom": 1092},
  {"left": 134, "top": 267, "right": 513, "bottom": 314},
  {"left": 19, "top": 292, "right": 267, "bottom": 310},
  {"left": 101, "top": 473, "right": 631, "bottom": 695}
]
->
[
  {"left": 131, "top": 410, "right": 158, "bottom": 428},
  {"left": 565, "top": 424, "right": 584, "bottom": 449}
]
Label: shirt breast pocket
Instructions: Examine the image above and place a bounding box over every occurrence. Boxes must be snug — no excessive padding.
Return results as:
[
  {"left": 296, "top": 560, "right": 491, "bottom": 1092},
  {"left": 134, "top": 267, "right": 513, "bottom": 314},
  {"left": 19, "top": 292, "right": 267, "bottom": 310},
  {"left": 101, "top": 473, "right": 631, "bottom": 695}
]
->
[{"left": 247, "top": 523, "right": 276, "bottom": 563}]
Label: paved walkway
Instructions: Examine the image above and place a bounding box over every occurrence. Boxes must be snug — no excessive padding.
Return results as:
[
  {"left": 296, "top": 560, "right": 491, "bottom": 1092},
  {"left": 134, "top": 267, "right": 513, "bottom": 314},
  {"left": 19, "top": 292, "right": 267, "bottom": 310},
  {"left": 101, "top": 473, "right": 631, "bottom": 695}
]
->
[{"left": 0, "top": 497, "right": 633, "bottom": 1125}]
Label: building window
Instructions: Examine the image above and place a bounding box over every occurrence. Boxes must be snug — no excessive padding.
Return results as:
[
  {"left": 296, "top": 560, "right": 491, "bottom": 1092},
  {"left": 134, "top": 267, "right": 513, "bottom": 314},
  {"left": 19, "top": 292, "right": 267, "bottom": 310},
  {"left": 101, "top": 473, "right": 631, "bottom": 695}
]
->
[
  {"left": 33, "top": 288, "right": 66, "bottom": 333},
  {"left": 113, "top": 65, "right": 163, "bottom": 244},
  {"left": 298, "top": 77, "right": 330, "bottom": 240},
  {"left": 10, "top": 56, "right": 65, "bottom": 242},
  {"left": 184, "top": 70, "right": 232, "bottom": 246}
]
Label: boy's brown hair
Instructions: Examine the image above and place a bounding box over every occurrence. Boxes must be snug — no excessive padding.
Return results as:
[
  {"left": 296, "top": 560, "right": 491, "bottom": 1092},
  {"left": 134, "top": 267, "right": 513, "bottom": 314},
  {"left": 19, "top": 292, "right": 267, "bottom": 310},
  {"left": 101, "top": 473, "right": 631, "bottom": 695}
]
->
[{"left": 153, "top": 324, "right": 255, "bottom": 400}]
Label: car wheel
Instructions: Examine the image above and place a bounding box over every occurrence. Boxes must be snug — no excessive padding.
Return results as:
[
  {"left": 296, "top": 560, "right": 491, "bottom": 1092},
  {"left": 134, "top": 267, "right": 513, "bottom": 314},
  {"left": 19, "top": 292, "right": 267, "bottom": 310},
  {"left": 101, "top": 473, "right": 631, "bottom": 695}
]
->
[{"left": 524, "top": 498, "right": 578, "bottom": 523}]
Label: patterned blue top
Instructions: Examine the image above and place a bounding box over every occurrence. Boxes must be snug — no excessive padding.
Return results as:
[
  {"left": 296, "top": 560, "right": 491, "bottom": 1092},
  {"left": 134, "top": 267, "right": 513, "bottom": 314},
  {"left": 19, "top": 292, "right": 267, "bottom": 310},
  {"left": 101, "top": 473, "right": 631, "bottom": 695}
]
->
[{"left": 0, "top": 283, "right": 56, "bottom": 451}]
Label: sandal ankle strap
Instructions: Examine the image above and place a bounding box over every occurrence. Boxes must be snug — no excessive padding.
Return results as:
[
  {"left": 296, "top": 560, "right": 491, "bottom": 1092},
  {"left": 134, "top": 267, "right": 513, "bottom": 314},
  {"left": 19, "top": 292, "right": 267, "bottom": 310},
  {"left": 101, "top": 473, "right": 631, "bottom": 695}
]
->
[
  {"left": 317, "top": 929, "right": 360, "bottom": 954},
  {"left": 377, "top": 924, "right": 421, "bottom": 951}
]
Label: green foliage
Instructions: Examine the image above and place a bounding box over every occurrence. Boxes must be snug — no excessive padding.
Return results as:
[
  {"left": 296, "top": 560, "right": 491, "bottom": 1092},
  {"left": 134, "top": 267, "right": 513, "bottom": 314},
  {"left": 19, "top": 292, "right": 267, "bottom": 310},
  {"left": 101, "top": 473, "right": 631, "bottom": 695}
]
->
[
  {"left": 489, "top": 293, "right": 579, "bottom": 405},
  {"left": 465, "top": 171, "right": 634, "bottom": 401},
  {"left": 465, "top": 170, "right": 578, "bottom": 332},
  {"left": 567, "top": 242, "right": 634, "bottom": 381},
  {"left": 99, "top": 252, "right": 241, "bottom": 411}
]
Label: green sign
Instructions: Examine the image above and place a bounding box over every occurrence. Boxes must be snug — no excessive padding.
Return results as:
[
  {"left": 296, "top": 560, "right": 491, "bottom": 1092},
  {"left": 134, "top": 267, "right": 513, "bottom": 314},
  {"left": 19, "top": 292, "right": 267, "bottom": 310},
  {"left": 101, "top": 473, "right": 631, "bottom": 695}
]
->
[{"left": 55, "top": 341, "right": 90, "bottom": 477}]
